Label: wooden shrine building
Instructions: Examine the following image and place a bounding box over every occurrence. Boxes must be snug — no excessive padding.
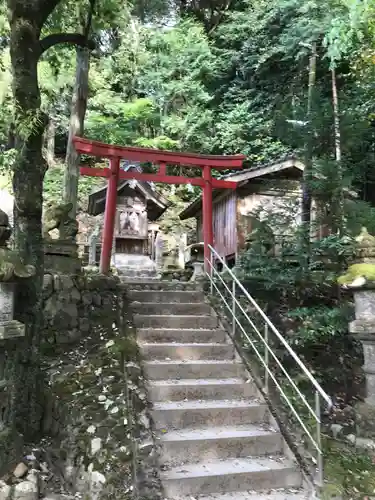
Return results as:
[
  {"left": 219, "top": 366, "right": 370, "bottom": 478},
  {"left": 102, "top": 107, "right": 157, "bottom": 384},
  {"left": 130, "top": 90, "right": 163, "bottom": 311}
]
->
[
  {"left": 179, "top": 157, "right": 304, "bottom": 266},
  {"left": 87, "top": 165, "right": 169, "bottom": 268}
]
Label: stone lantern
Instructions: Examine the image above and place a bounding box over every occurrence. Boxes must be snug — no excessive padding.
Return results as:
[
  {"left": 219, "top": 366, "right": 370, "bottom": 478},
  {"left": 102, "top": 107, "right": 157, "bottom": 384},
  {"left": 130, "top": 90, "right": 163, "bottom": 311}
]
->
[
  {"left": 339, "top": 227, "right": 375, "bottom": 408},
  {"left": 185, "top": 242, "right": 205, "bottom": 282},
  {"left": 0, "top": 209, "right": 35, "bottom": 338}
]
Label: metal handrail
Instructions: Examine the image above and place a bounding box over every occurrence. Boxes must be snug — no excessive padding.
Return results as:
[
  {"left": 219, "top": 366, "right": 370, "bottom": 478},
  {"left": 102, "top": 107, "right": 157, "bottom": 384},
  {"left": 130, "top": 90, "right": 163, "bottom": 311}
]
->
[{"left": 206, "top": 244, "right": 333, "bottom": 486}]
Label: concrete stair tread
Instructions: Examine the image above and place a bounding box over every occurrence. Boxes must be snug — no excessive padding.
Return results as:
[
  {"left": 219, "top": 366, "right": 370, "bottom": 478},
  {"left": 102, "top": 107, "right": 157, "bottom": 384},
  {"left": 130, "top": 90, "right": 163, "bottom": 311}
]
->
[
  {"left": 139, "top": 328, "right": 220, "bottom": 332},
  {"left": 153, "top": 399, "right": 262, "bottom": 411},
  {"left": 149, "top": 377, "right": 257, "bottom": 403},
  {"left": 161, "top": 456, "right": 298, "bottom": 480},
  {"left": 138, "top": 328, "right": 227, "bottom": 344},
  {"left": 171, "top": 490, "right": 308, "bottom": 499},
  {"left": 141, "top": 342, "right": 229, "bottom": 347},
  {"left": 129, "top": 290, "right": 204, "bottom": 303},
  {"left": 133, "top": 302, "right": 212, "bottom": 315},
  {"left": 159, "top": 424, "right": 278, "bottom": 442},
  {"left": 150, "top": 378, "right": 246, "bottom": 386},
  {"left": 134, "top": 302, "right": 206, "bottom": 305},
  {"left": 146, "top": 360, "right": 241, "bottom": 365},
  {"left": 122, "top": 280, "right": 200, "bottom": 286},
  {"left": 141, "top": 342, "right": 234, "bottom": 361},
  {"left": 136, "top": 314, "right": 212, "bottom": 318}
]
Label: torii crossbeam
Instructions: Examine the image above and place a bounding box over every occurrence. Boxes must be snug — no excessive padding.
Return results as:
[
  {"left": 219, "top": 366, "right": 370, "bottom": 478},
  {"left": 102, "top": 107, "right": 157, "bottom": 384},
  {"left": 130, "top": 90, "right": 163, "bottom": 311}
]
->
[{"left": 74, "top": 137, "right": 245, "bottom": 273}]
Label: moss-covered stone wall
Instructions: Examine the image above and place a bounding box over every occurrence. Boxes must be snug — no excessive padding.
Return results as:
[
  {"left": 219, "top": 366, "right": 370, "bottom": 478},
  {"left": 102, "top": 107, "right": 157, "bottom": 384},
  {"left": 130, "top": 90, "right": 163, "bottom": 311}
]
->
[
  {"left": 0, "top": 272, "right": 161, "bottom": 500},
  {"left": 41, "top": 272, "right": 161, "bottom": 499}
]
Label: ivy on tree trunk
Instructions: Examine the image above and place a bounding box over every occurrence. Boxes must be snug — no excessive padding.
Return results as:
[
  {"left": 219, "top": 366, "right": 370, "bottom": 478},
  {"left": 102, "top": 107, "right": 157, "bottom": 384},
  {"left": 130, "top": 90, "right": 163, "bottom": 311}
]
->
[
  {"left": 64, "top": 0, "right": 96, "bottom": 217},
  {"left": 7, "top": 0, "right": 94, "bottom": 440},
  {"left": 64, "top": 46, "right": 90, "bottom": 216}
]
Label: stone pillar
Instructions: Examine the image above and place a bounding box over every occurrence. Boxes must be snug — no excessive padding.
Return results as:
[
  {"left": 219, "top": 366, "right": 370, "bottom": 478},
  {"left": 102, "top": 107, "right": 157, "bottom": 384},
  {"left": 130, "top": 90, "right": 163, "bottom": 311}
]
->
[
  {"left": 0, "top": 208, "right": 32, "bottom": 338},
  {"left": 155, "top": 233, "right": 164, "bottom": 270},
  {"left": 178, "top": 233, "right": 187, "bottom": 270},
  {"left": 349, "top": 289, "right": 375, "bottom": 406},
  {"left": 88, "top": 226, "right": 100, "bottom": 266}
]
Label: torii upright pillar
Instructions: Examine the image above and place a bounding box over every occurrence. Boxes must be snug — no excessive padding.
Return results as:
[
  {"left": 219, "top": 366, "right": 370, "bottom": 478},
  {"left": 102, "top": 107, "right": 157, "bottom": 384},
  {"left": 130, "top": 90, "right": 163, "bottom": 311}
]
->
[
  {"left": 100, "top": 157, "right": 120, "bottom": 273},
  {"left": 203, "top": 165, "right": 214, "bottom": 269}
]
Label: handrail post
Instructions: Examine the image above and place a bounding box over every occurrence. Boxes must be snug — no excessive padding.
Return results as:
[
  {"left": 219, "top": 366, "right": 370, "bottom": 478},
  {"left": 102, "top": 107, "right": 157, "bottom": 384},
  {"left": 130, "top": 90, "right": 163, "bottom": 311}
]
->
[
  {"left": 264, "top": 323, "right": 269, "bottom": 394},
  {"left": 209, "top": 247, "right": 213, "bottom": 295},
  {"left": 232, "top": 280, "right": 236, "bottom": 336},
  {"left": 315, "top": 390, "right": 323, "bottom": 488}
]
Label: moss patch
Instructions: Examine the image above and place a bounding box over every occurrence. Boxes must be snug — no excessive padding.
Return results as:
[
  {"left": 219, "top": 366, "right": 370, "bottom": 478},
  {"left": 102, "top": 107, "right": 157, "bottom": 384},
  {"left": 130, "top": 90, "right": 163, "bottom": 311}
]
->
[
  {"left": 41, "top": 275, "right": 159, "bottom": 499},
  {"left": 323, "top": 436, "right": 375, "bottom": 499},
  {"left": 338, "top": 263, "right": 375, "bottom": 286}
]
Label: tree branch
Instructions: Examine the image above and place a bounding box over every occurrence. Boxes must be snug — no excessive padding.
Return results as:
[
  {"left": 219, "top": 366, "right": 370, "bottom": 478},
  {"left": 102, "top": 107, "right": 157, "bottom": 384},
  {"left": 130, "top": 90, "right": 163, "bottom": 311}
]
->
[{"left": 39, "top": 33, "right": 95, "bottom": 55}]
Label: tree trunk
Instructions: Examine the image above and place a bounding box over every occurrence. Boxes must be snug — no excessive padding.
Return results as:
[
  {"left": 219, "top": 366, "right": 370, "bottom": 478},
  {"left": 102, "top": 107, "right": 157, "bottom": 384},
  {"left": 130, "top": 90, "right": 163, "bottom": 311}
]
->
[
  {"left": 331, "top": 67, "right": 344, "bottom": 235},
  {"left": 301, "top": 43, "right": 317, "bottom": 229},
  {"left": 63, "top": 46, "right": 90, "bottom": 217},
  {"left": 45, "top": 117, "right": 56, "bottom": 167},
  {"left": 6, "top": 122, "right": 15, "bottom": 150},
  {"left": 8, "top": 0, "right": 50, "bottom": 438},
  {"left": 301, "top": 43, "right": 317, "bottom": 262}
]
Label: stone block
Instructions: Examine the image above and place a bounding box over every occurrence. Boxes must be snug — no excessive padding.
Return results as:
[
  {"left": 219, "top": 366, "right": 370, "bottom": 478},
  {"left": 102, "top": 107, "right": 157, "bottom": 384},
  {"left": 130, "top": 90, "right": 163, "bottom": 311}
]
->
[
  {"left": 44, "top": 254, "right": 81, "bottom": 274},
  {"left": 0, "top": 283, "right": 14, "bottom": 323},
  {"left": 42, "top": 274, "right": 54, "bottom": 300},
  {"left": 79, "top": 318, "right": 90, "bottom": 333},
  {"left": 69, "top": 287, "right": 81, "bottom": 303},
  {"left": 0, "top": 480, "right": 10, "bottom": 500},
  {"left": 13, "top": 479, "right": 38, "bottom": 500},
  {"left": 0, "top": 320, "right": 25, "bottom": 339},
  {"left": 356, "top": 402, "right": 375, "bottom": 438},
  {"left": 13, "top": 462, "right": 28, "bottom": 478},
  {"left": 349, "top": 319, "right": 375, "bottom": 336},
  {"left": 354, "top": 290, "right": 375, "bottom": 321}
]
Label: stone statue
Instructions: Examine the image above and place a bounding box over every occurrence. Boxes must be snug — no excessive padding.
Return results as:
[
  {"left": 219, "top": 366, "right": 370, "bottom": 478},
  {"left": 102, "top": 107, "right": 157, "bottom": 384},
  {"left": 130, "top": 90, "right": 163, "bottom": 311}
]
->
[
  {"left": 0, "top": 209, "right": 35, "bottom": 281},
  {"left": 129, "top": 211, "right": 139, "bottom": 233},
  {"left": 42, "top": 202, "right": 79, "bottom": 241},
  {"left": 120, "top": 211, "right": 134, "bottom": 233}
]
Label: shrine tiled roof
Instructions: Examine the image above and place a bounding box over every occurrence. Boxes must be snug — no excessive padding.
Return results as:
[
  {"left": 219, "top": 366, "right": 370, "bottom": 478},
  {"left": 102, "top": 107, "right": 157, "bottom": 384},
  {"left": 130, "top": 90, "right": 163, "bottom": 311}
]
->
[{"left": 87, "top": 163, "right": 169, "bottom": 219}]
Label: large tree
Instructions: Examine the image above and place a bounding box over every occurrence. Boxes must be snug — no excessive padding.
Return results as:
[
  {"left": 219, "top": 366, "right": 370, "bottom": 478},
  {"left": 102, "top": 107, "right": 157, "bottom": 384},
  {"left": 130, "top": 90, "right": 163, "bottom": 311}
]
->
[{"left": 7, "top": 0, "right": 93, "bottom": 436}]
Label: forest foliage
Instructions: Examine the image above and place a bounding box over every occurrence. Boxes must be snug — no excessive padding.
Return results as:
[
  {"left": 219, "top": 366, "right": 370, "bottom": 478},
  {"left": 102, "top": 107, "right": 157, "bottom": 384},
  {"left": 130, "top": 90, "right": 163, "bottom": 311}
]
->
[
  {"left": 1, "top": 0, "right": 374, "bottom": 366},
  {"left": 1, "top": 0, "right": 375, "bottom": 495},
  {"left": 1, "top": 0, "right": 374, "bottom": 201},
  {"left": 0, "top": 6, "right": 373, "bottom": 313}
]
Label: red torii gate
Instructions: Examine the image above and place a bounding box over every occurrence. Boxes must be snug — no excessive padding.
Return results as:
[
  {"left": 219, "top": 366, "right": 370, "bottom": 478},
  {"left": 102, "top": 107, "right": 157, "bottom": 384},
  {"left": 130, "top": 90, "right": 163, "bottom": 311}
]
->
[{"left": 73, "top": 137, "right": 245, "bottom": 274}]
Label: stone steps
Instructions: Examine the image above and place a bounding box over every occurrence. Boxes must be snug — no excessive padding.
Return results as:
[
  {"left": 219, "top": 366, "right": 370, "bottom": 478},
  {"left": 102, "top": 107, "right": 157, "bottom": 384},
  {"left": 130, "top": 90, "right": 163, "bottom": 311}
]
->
[
  {"left": 123, "top": 280, "right": 200, "bottom": 291},
  {"left": 149, "top": 378, "right": 257, "bottom": 402},
  {"left": 132, "top": 302, "right": 212, "bottom": 316},
  {"left": 152, "top": 399, "right": 267, "bottom": 430},
  {"left": 169, "top": 490, "right": 309, "bottom": 500},
  {"left": 141, "top": 342, "right": 234, "bottom": 361},
  {"left": 161, "top": 457, "right": 302, "bottom": 498},
  {"left": 137, "top": 328, "right": 227, "bottom": 343},
  {"left": 159, "top": 425, "right": 284, "bottom": 463},
  {"left": 145, "top": 360, "right": 245, "bottom": 380},
  {"left": 129, "top": 280, "right": 304, "bottom": 498},
  {"left": 129, "top": 290, "right": 204, "bottom": 303},
  {"left": 135, "top": 314, "right": 218, "bottom": 329}
]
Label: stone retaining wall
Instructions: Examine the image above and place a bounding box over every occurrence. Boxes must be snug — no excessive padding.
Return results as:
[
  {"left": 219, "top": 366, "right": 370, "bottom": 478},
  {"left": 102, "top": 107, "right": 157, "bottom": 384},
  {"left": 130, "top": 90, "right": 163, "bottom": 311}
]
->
[
  {"left": 0, "top": 272, "right": 161, "bottom": 500},
  {"left": 42, "top": 273, "right": 117, "bottom": 350}
]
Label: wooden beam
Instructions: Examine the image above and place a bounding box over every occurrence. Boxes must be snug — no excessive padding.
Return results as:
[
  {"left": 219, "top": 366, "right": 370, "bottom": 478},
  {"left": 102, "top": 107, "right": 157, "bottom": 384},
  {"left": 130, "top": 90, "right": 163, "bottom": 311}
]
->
[
  {"left": 74, "top": 136, "right": 245, "bottom": 169},
  {"left": 80, "top": 166, "right": 110, "bottom": 177},
  {"left": 79, "top": 166, "right": 238, "bottom": 189}
]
